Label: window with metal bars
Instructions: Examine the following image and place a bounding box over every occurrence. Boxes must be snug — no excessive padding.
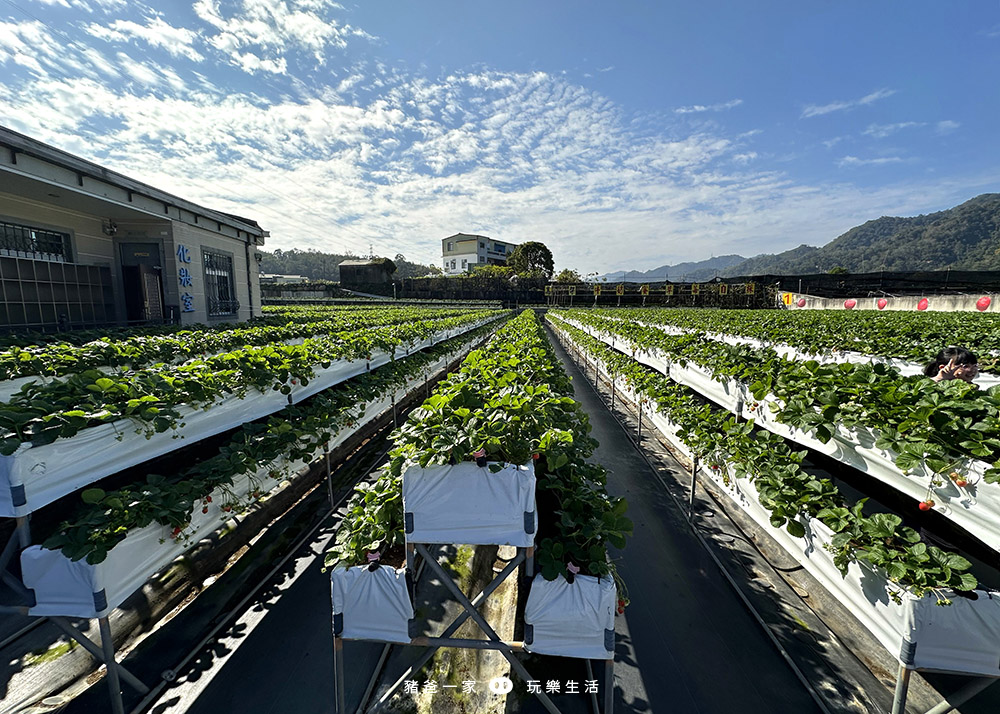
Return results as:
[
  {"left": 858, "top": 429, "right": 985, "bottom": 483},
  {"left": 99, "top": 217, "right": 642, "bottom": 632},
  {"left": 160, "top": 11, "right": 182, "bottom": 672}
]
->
[
  {"left": 0, "top": 221, "right": 70, "bottom": 261},
  {"left": 202, "top": 249, "right": 239, "bottom": 316}
]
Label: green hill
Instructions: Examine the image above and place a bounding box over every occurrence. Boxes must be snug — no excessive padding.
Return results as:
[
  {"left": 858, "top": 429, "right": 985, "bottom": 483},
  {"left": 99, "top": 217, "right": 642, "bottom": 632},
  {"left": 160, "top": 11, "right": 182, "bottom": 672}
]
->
[{"left": 721, "top": 193, "right": 1000, "bottom": 276}]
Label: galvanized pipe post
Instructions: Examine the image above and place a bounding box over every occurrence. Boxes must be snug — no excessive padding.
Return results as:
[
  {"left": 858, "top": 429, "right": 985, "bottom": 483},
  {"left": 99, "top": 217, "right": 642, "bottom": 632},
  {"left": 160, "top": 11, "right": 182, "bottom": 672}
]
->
[
  {"left": 98, "top": 616, "right": 125, "bottom": 714},
  {"left": 890, "top": 663, "right": 911, "bottom": 714},
  {"left": 689, "top": 456, "right": 699, "bottom": 520}
]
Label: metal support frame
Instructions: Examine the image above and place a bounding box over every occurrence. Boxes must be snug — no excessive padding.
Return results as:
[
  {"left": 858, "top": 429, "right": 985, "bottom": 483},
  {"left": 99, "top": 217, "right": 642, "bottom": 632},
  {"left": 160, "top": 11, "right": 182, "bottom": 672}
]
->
[
  {"left": 688, "top": 456, "right": 699, "bottom": 521},
  {"left": 340, "top": 543, "right": 614, "bottom": 714},
  {"left": 889, "top": 664, "right": 1000, "bottom": 714}
]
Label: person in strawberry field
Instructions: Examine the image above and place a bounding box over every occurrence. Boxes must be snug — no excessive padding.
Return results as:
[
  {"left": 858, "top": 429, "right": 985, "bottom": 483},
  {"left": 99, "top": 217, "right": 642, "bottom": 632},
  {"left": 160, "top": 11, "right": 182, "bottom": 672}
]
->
[{"left": 924, "top": 346, "right": 979, "bottom": 384}]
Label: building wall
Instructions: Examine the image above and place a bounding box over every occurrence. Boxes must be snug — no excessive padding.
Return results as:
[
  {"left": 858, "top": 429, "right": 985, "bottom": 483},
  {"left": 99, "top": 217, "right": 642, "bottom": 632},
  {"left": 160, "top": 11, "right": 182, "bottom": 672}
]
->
[
  {"left": 170, "top": 222, "right": 258, "bottom": 325},
  {"left": 0, "top": 191, "right": 261, "bottom": 328},
  {"left": 443, "top": 251, "right": 479, "bottom": 274}
]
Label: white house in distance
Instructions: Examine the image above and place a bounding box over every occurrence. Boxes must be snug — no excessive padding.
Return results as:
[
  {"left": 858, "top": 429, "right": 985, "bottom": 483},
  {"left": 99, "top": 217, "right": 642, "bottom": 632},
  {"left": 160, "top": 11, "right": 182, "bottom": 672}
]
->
[
  {"left": 441, "top": 233, "right": 518, "bottom": 275},
  {"left": 0, "top": 125, "right": 266, "bottom": 331}
]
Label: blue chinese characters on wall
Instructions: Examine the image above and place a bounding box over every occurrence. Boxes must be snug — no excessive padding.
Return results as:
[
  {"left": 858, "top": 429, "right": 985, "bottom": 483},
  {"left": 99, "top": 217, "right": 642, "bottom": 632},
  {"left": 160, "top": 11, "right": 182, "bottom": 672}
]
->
[{"left": 177, "top": 244, "right": 195, "bottom": 312}]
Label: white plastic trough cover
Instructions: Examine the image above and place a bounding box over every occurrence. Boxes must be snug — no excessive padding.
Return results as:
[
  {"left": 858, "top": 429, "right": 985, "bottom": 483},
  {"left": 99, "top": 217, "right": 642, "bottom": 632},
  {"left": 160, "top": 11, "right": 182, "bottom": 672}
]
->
[
  {"left": 330, "top": 565, "right": 414, "bottom": 643},
  {"left": 523, "top": 572, "right": 616, "bottom": 660},
  {"left": 402, "top": 461, "right": 537, "bottom": 547}
]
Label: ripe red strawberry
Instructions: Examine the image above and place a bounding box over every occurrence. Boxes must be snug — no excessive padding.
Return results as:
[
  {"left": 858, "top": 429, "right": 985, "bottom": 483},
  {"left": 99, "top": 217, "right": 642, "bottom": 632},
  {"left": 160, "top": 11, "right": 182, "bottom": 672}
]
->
[
  {"left": 919, "top": 500, "right": 934, "bottom": 511},
  {"left": 202, "top": 507, "right": 209, "bottom": 514}
]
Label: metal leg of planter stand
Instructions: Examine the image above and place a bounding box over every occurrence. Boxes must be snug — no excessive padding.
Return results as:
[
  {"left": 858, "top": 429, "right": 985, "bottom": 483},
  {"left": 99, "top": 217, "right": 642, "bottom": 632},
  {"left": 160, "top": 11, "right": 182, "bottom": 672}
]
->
[
  {"left": 688, "top": 457, "right": 699, "bottom": 520},
  {"left": 15, "top": 516, "right": 30, "bottom": 549},
  {"left": 325, "top": 445, "right": 336, "bottom": 510},
  {"left": 891, "top": 664, "right": 911, "bottom": 714},
  {"left": 525, "top": 545, "right": 535, "bottom": 578},
  {"left": 98, "top": 616, "right": 125, "bottom": 714},
  {"left": 49, "top": 617, "right": 148, "bottom": 695},
  {"left": 405, "top": 542, "right": 415, "bottom": 573},
  {"left": 604, "top": 659, "right": 614, "bottom": 713},
  {"left": 923, "top": 677, "right": 998, "bottom": 714},
  {"left": 585, "top": 660, "right": 600, "bottom": 714},
  {"left": 333, "top": 634, "right": 346, "bottom": 714},
  {"left": 367, "top": 549, "right": 526, "bottom": 714},
  {"left": 414, "top": 545, "right": 561, "bottom": 714}
]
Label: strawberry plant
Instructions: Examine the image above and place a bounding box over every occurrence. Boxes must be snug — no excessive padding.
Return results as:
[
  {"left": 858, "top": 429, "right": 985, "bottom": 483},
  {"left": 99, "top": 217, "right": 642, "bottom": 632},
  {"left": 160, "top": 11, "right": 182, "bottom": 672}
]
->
[
  {"left": 39, "top": 318, "right": 506, "bottom": 564},
  {"left": 549, "top": 314, "right": 978, "bottom": 600},
  {"left": 327, "top": 311, "right": 632, "bottom": 589}
]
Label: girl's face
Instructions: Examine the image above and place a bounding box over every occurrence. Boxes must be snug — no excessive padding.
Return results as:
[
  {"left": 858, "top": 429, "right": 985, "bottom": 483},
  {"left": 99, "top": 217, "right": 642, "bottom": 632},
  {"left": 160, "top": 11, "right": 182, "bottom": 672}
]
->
[{"left": 955, "top": 362, "right": 979, "bottom": 383}]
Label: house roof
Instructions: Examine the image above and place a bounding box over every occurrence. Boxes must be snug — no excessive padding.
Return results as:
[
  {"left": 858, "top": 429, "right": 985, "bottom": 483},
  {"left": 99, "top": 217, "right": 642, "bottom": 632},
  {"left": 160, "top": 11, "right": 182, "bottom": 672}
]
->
[{"left": 0, "top": 125, "right": 266, "bottom": 239}]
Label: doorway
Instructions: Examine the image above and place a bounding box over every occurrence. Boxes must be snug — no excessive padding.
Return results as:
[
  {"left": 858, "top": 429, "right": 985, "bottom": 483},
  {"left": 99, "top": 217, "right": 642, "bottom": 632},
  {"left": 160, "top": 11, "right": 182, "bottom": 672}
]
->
[{"left": 120, "top": 243, "right": 164, "bottom": 323}]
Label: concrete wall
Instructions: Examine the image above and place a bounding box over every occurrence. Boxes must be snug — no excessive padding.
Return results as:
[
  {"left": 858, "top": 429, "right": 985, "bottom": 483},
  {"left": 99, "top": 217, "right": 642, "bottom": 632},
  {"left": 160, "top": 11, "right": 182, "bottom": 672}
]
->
[
  {"left": 0, "top": 193, "right": 261, "bottom": 328},
  {"left": 444, "top": 251, "right": 479, "bottom": 274},
  {"left": 170, "top": 222, "right": 259, "bottom": 325},
  {"left": 784, "top": 292, "right": 999, "bottom": 313}
]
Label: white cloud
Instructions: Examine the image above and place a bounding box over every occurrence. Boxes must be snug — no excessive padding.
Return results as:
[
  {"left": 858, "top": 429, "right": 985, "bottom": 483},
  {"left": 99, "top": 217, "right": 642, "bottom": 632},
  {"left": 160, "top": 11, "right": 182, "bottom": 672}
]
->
[
  {"left": 936, "top": 120, "right": 960, "bottom": 134},
  {"left": 192, "top": 0, "right": 373, "bottom": 73},
  {"left": 862, "top": 121, "right": 923, "bottom": 139},
  {"left": 84, "top": 16, "right": 205, "bottom": 62},
  {"left": 0, "top": 6, "right": 991, "bottom": 273},
  {"left": 801, "top": 88, "right": 895, "bottom": 118},
  {"left": 675, "top": 98, "right": 743, "bottom": 114},
  {"left": 837, "top": 155, "right": 905, "bottom": 168}
]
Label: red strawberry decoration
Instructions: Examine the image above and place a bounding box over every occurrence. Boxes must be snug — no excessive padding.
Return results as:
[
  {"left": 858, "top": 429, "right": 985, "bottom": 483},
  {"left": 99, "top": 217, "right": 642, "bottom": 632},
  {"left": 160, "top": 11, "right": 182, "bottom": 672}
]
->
[
  {"left": 796, "top": 298, "right": 806, "bottom": 308},
  {"left": 843, "top": 299, "right": 856, "bottom": 310},
  {"left": 877, "top": 298, "right": 888, "bottom": 310},
  {"left": 917, "top": 298, "right": 929, "bottom": 311},
  {"left": 977, "top": 296, "right": 991, "bottom": 312}
]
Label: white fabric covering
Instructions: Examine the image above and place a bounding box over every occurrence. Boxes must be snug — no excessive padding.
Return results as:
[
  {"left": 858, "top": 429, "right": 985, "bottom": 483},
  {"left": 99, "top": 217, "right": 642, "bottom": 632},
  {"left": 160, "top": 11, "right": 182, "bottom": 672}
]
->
[
  {"left": 402, "top": 462, "right": 537, "bottom": 547},
  {"left": 19, "top": 349, "right": 471, "bottom": 618},
  {"left": 552, "top": 325, "right": 1000, "bottom": 676},
  {"left": 330, "top": 565, "right": 413, "bottom": 643},
  {"left": 523, "top": 573, "right": 616, "bottom": 660},
  {"left": 0, "top": 318, "right": 495, "bottom": 518},
  {"left": 557, "top": 317, "right": 1000, "bottom": 555}
]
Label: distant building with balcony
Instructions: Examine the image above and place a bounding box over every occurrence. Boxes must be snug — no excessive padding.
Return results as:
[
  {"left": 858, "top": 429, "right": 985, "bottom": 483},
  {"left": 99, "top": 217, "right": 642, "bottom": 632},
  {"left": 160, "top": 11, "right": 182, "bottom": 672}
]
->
[{"left": 441, "top": 233, "right": 518, "bottom": 275}]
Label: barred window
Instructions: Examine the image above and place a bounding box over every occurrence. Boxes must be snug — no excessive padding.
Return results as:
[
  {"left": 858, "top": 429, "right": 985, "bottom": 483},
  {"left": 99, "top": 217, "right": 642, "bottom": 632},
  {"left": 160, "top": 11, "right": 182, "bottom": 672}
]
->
[
  {"left": 0, "top": 221, "right": 70, "bottom": 261},
  {"left": 203, "top": 249, "right": 239, "bottom": 317}
]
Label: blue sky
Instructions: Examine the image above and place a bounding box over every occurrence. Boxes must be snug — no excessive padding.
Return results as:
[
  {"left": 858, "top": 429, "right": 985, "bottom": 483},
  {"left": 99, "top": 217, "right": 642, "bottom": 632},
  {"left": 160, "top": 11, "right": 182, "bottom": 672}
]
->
[{"left": 1, "top": 0, "right": 997, "bottom": 273}]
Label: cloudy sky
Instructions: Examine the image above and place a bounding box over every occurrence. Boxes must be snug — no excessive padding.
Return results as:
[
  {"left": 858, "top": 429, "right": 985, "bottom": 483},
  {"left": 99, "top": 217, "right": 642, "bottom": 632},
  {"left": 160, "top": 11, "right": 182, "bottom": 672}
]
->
[{"left": 1, "top": 1, "right": 998, "bottom": 273}]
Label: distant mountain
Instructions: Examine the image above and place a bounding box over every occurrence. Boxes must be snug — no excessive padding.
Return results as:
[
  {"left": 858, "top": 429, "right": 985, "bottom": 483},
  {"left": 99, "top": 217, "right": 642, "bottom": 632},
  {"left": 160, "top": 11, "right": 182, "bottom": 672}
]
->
[
  {"left": 719, "top": 193, "right": 1000, "bottom": 277},
  {"left": 599, "top": 254, "right": 746, "bottom": 282}
]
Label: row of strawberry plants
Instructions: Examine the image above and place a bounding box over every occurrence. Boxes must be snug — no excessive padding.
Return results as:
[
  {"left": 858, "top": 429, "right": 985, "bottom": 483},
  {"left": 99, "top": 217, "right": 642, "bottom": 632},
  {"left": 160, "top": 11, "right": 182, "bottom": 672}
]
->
[
  {"left": 0, "top": 306, "right": 482, "bottom": 382},
  {"left": 609, "top": 307, "right": 1000, "bottom": 369},
  {"left": 547, "top": 315, "right": 977, "bottom": 602},
  {"left": 0, "top": 303, "right": 374, "bottom": 350},
  {"left": 0, "top": 311, "right": 499, "bottom": 456},
  {"left": 556, "top": 309, "right": 1000, "bottom": 484},
  {"left": 327, "top": 310, "right": 633, "bottom": 590},
  {"left": 38, "top": 317, "right": 507, "bottom": 565}
]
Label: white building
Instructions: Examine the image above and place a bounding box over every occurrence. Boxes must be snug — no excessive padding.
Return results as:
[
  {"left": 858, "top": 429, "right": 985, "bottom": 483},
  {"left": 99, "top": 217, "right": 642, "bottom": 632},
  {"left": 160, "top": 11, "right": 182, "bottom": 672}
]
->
[
  {"left": 0, "top": 126, "right": 266, "bottom": 330},
  {"left": 441, "top": 233, "right": 518, "bottom": 274}
]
